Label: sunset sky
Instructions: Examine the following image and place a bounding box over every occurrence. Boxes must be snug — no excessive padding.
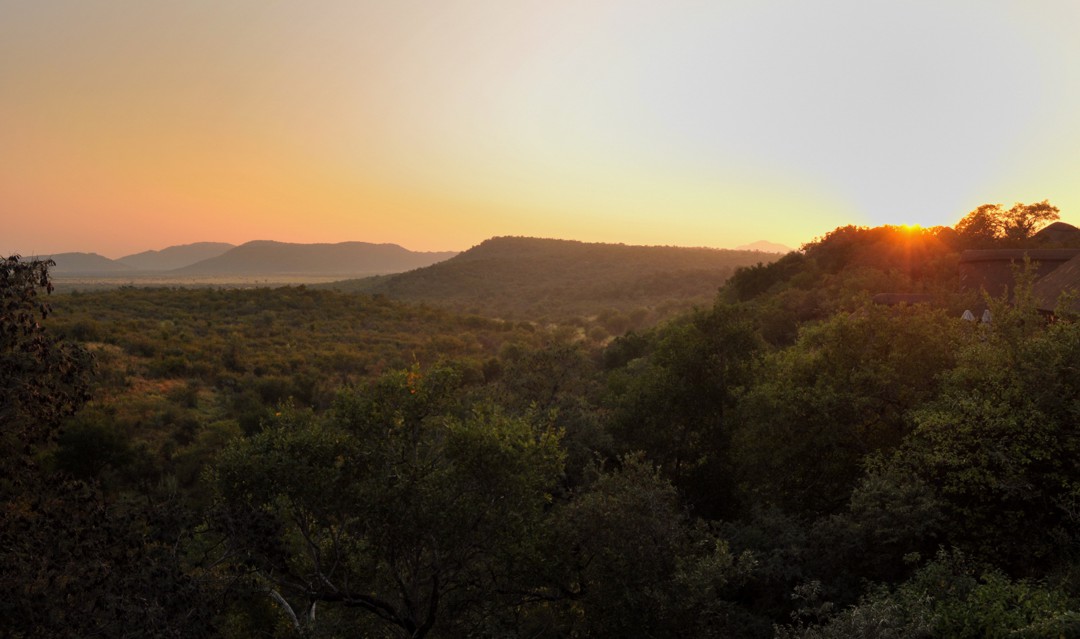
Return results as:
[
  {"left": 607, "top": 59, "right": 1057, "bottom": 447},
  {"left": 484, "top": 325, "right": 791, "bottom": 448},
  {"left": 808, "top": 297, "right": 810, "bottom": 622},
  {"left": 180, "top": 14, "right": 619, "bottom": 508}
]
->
[{"left": 4, "top": 1, "right": 1080, "bottom": 257}]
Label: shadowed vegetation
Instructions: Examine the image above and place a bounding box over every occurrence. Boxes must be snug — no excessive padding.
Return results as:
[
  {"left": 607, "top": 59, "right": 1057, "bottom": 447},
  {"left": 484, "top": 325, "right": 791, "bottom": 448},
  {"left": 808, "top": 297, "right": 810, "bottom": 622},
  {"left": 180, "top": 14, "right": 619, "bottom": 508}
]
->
[{"left": 4, "top": 208, "right": 1080, "bottom": 637}]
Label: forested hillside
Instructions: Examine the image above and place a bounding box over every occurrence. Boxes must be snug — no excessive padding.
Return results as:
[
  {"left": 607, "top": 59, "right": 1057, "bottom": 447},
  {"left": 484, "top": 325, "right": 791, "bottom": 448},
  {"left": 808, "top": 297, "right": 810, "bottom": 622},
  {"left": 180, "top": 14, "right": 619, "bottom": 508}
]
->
[
  {"left": 3, "top": 204, "right": 1080, "bottom": 637},
  {"left": 329, "top": 236, "right": 780, "bottom": 325}
]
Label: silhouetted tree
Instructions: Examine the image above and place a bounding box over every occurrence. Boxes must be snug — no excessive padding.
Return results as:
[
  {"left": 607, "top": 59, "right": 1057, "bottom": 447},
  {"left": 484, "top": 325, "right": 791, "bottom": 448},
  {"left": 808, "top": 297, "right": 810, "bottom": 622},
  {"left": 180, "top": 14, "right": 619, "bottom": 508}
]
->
[
  {"left": 1, "top": 256, "right": 93, "bottom": 467},
  {"left": 955, "top": 200, "right": 1060, "bottom": 247}
]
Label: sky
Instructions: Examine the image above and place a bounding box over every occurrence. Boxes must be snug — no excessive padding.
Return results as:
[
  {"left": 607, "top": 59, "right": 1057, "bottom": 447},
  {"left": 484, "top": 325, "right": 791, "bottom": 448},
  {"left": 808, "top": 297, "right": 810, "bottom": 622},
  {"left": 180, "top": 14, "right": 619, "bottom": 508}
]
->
[{"left": 3, "top": 0, "right": 1080, "bottom": 258}]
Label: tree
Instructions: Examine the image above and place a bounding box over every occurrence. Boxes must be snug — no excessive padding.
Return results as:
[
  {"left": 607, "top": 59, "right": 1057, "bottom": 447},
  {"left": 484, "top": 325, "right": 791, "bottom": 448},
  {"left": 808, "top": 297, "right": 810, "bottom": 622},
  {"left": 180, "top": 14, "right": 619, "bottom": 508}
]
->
[
  {"left": 777, "top": 550, "right": 1079, "bottom": 639},
  {"left": 1001, "top": 200, "right": 1060, "bottom": 242},
  {"left": 893, "top": 296, "right": 1080, "bottom": 573},
  {"left": 209, "top": 365, "right": 564, "bottom": 637},
  {"left": 2, "top": 480, "right": 216, "bottom": 638},
  {"left": 804, "top": 465, "right": 944, "bottom": 604},
  {"left": 955, "top": 204, "right": 1004, "bottom": 248},
  {"left": 954, "top": 201, "right": 1060, "bottom": 247},
  {"left": 489, "top": 337, "right": 610, "bottom": 488},
  {"left": 547, "top": 454, "right": 754, "bottom": 638},
  {"left": 731, "top": 303, "right": 959, "bottom": 516},
  {"left": 1, "top": 255, "right": 93, "bottom": 467},
  {"left": 604, "top": 301, "right": 762, "bottom": 518}
]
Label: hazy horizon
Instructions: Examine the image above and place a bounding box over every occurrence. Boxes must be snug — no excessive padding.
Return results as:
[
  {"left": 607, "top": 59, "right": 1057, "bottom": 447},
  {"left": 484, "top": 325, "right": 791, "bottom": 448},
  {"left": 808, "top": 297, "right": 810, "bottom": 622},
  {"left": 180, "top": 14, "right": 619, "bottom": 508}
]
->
[
  {"left": 24, "top": 235, "right": 797, "bottom": 262},
  {"left": 5, "top": 1, "right": 1080, "bottom": 257}
]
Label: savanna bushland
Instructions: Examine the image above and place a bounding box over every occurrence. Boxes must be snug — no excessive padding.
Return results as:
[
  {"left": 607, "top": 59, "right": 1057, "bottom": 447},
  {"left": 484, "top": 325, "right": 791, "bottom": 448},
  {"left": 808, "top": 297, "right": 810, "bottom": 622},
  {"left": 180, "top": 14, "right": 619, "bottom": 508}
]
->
[{"left": 3, "top": 203, "right": 1079, "bottom": 638}]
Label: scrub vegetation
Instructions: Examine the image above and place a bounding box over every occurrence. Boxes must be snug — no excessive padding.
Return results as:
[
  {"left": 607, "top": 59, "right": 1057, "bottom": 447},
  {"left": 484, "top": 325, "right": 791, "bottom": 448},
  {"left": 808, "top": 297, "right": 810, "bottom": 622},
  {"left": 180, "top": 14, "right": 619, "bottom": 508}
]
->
[{"left": 3, "top": 204, "right": 1080, "bottom": 638}]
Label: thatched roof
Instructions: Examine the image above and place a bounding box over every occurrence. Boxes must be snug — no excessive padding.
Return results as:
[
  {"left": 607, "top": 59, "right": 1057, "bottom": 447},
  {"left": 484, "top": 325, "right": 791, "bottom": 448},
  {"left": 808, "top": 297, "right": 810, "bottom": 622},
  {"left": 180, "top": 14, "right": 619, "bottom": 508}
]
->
[
  {"left": 1032, "top": 253, "right": 1080, "bottom": 314},
  {"left": 1033, "top": 221, "right": 1080, "bottom": 247}
]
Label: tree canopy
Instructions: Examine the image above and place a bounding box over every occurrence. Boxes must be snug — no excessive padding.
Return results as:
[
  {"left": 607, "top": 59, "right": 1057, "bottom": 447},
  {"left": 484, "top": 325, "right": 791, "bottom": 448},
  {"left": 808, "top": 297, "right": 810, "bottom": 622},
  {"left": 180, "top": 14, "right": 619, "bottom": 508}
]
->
[
  {"left": 6, "top": 208, "right": 1080, "bottom": 637},
  {"left": 954, "top": 200, "right": 1060, "bottom": 247}
]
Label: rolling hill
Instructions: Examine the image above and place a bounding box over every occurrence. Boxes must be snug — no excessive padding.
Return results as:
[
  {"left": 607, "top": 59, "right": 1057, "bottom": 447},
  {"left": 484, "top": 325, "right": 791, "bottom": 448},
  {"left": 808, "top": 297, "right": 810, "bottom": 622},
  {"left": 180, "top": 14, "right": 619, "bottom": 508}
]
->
[
  {"left": 38, "top": 252, "right": 133, "bottom": 274},
  {"left": 118, "top": 242, "right": 235, "bottom": 271},
  {"left": 329, "top": 236, "right": 781, "bottom": 322},
  {"left": 169, "top": 240, "right": 459, "bottom": 276}
]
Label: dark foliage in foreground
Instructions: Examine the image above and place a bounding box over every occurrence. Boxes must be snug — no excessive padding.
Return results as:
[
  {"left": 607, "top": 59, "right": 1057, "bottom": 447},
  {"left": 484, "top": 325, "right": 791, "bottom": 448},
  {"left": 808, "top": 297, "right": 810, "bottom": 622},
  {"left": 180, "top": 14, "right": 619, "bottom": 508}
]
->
[{"left": 4, "top": 208, "right": 1080, "bottom": 637}]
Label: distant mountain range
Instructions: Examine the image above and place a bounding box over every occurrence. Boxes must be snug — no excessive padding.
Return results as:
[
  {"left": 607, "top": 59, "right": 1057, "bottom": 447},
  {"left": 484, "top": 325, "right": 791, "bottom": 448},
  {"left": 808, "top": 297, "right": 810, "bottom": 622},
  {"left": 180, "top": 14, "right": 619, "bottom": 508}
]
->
[
  {"left": 118, "top": 242, "right": 236, "bottom": 270},
  {"left": 36, "top": 252, "right": 135, "bottom": 274},
  {"left": 174, "top": 241, "right": 457, "bottom": 275},
  {"left": 735, "top": 240, "right": 794, "bottom": 253},
  {"left": 36, "top": 241, "right": 458, "bottom": 277},
  {"left": 327, "top": 236, "right": 782, "bottom": 321}
]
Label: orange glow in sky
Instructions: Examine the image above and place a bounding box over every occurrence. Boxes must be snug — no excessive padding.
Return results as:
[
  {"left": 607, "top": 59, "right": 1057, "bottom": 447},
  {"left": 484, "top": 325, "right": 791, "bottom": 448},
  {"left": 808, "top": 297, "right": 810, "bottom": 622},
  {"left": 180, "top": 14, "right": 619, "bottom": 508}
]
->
[{"left": 3, "top": 1, "right": 1080, "bottom": 257}]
